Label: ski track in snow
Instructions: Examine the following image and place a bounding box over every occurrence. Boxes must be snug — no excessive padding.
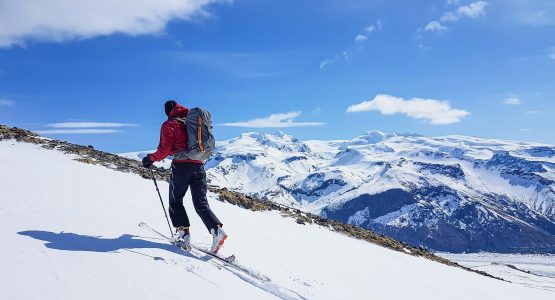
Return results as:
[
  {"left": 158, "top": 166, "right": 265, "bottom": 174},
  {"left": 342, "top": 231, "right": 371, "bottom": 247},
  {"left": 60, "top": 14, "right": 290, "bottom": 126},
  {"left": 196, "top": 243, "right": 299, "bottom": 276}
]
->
[{"left": 2, "top": 140, "right": 554, "bottom": 300}]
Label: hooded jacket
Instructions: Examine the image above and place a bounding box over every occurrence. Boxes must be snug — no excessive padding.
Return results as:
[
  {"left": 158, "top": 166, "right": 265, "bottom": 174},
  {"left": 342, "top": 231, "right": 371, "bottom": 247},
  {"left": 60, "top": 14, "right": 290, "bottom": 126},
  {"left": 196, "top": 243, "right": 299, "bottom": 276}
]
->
[{"left": 149, "top": 103, "right": 203, "bottom": 164}]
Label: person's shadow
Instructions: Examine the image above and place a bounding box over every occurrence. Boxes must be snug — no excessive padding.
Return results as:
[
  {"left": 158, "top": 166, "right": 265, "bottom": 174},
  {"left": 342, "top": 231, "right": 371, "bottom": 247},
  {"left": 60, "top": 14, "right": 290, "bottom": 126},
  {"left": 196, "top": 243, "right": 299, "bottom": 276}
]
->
[{"left": 17, "top": 230, "right": 196, "bottom": 260}]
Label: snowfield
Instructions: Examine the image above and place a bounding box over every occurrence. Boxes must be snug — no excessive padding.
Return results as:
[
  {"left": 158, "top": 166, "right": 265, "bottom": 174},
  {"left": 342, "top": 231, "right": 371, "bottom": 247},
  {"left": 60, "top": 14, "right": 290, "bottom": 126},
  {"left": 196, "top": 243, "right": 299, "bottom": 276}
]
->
[
  {"left": 1, "top": 140, "right": 553, "bottom": 299},
  {"left": 439, "top": 253, "right": 555, "bottom": 292}
]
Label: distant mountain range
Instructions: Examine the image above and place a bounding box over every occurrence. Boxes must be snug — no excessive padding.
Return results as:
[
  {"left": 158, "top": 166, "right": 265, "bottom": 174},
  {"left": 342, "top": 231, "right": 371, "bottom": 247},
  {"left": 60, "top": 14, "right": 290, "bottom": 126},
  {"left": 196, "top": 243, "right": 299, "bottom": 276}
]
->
[
  {"left": 123, "top": 130, "right": 555, "bottom": 253},
  {"left": 201, "top": 131, "right": 555, "bottom": 253}
]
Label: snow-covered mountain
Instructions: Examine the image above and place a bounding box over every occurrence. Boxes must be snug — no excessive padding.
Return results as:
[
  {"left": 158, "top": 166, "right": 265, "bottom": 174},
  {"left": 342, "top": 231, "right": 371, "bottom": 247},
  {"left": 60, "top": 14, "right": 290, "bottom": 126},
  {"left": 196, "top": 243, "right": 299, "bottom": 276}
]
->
[
  {"left": 5, "top": 126, "right": 555, "bottom": 299},
  {"left": 204, "top": 131, "right": 555, "bottom": 253}
]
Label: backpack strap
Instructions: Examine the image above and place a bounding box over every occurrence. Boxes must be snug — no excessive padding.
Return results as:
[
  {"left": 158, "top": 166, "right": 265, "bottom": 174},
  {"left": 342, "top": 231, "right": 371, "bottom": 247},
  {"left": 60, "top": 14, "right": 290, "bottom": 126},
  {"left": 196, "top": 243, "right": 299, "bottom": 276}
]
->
[{"left": 197, "top": 115, "right": 204, "bottom": 152}]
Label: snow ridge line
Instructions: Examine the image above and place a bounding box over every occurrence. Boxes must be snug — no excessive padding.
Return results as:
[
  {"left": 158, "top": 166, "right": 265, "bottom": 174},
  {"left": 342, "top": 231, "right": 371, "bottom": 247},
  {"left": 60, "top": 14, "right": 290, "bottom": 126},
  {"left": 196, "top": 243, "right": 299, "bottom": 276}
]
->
[{"left": 0, "top": 124, "right": 503, "bottom": 281}]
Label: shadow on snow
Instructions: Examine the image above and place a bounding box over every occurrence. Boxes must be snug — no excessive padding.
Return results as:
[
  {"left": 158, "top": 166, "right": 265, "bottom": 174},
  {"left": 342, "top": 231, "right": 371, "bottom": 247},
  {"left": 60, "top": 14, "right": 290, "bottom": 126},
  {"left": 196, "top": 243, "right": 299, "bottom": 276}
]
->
[{"left": 17, "top": 230, "right": 192, "bottom": 259}]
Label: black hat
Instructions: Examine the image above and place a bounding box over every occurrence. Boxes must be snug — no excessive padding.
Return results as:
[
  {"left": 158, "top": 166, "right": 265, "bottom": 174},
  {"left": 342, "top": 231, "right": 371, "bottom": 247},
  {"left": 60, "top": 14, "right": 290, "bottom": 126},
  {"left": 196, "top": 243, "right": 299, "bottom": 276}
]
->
[{"left": 164, "top": 100, "right": 177, "bottom": 116}]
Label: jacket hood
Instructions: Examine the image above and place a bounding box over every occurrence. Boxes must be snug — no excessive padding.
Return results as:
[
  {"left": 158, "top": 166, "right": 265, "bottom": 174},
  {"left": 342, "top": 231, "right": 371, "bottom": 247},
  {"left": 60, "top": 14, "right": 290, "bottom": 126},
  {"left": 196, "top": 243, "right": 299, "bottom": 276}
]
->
[{"left": 168, "top": 103, "right": 189, "bottom": 119}]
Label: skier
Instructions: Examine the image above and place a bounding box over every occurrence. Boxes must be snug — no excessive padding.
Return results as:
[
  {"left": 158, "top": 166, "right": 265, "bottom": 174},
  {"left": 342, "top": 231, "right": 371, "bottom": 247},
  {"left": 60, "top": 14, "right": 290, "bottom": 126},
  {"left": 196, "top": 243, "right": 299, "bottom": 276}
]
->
[{"left": 142, "top": 100, "right": 227, "bottom": 254}]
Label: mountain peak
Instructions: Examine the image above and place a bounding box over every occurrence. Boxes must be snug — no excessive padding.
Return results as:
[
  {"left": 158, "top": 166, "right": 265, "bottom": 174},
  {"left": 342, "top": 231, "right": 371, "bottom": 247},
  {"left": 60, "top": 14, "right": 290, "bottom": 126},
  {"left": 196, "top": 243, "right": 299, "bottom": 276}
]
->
[
  {"left": 361, "top": 130, "right": 396, "bottom": 143},
  {"left": 274, "top": 130, "right": 287, "bottom": 137}
]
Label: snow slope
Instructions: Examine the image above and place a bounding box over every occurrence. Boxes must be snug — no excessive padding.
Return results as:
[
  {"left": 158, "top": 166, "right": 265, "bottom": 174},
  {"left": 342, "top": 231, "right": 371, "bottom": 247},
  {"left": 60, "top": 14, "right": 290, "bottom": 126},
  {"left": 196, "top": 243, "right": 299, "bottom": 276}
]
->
[{"left": 4, "top": 140, "right": 552, "bottom": 299}]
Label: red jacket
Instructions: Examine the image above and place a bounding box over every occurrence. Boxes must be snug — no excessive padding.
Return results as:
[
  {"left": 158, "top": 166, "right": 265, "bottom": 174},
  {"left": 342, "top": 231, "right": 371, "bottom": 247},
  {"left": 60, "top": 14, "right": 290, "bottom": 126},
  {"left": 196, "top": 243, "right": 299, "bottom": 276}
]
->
[{"left": 149, "top": 103, "right": 203, "bottom": 164}]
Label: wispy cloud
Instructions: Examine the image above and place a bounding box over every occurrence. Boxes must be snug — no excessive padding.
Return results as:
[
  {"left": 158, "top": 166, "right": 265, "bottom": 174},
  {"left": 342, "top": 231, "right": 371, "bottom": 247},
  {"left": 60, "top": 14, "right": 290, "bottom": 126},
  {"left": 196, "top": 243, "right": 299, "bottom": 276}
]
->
[
  {"left": 312, "top": 107, "right": 322, "bottom": 115},
  {"left": 524, "top": 110, "right": 551, "bottom": 115},
  {"left": 0, "top": 99, "right": 15, "bottom": 106},
  {"left": 424, "top": 21, "right": 448, "bottom": 32},
  {"left": 0, "top": 0, "right": 226, "bottom": 48},
  {"left": 503, "top": 96, "right": 522, "bottom": 105},
  {"left": 507, "top": 1, "right": 555, "bottom": 27},
  {"left": 440, "top": 12, "right": 458, "bottom": 22},
  {"left": 319, "top": 59, "right": 333, "bottom": 70},
  {"left": 347, "top": 94, "right": 469, "bottom": 125},
  {"left": 321, "top": 20, "right": 382, "bottom": 69},
  {"left": 46, "top": 122, "right": 139, "bottom": 128},
  {"left": 457, "top": 1, "right": 488, "bottom": 18},
  {"left": 365, "top": 20, "right": 383, "bottom": 33},
  {"left": 355, "top": 20, "right": 382, "bottom": 48},
  {"left": 35, "top": 129, "right": 123, "bottom": 135},
  {"left": 167, "top": 51, "right": 289, "bottom": 78},
  {"left": 34, "top": 121, "right": 138, "bottom": 135},
  {"left": 354, "top": 34, "right": 368, "bottom": 43},
  {"left": 422, "top": 1, "right": 488, "bottom": 33},
  {"left": 219, "top": 111, "right": 325, "bottom": 128},
  {"left": 319, "top": 51, "right": 350, "bottom": 70}
]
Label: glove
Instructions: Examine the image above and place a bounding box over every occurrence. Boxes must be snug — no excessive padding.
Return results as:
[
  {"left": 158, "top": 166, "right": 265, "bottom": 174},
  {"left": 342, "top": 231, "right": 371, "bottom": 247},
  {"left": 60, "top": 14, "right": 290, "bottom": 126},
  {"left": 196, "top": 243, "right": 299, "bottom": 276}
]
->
[{"left": 142, "top": 155, "right": 153, "bottom": 168}]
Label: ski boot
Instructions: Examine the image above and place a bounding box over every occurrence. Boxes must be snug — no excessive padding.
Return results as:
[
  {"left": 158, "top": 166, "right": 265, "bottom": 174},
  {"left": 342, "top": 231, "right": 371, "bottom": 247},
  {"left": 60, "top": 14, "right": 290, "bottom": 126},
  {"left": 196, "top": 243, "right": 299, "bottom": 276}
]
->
[
  {"left": 210, "top": 226, "right": 228, "bottom": 254},
  {"left": 173, "top": 226, "right": 191, "bottom": 251}
]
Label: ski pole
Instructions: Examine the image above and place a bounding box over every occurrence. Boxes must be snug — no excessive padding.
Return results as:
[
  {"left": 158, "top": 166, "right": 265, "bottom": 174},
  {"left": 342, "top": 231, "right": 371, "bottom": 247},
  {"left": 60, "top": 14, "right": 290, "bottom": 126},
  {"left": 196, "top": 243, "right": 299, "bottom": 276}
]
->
[{"left": 148, "top": 167, "right": 173, "bottom": 236}]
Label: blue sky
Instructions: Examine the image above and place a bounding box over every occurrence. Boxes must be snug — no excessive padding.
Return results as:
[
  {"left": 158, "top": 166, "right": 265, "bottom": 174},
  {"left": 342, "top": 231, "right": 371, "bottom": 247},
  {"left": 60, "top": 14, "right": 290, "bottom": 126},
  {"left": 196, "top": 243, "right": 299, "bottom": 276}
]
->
[{"left": 0, "top": 0, "right": 554, "bottom": 152}]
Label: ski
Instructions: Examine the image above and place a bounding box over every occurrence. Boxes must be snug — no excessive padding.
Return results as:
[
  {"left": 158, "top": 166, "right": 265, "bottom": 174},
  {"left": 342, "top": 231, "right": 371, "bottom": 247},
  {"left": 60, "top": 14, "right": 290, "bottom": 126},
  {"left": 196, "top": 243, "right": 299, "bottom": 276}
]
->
[{"left": 138, "top": 222, "right": 270, "bottom": 282}]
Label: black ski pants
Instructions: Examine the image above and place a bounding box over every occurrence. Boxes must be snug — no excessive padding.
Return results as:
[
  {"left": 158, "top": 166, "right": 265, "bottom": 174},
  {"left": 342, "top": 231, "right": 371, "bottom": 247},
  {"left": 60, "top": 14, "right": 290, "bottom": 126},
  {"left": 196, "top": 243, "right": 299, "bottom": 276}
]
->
[{"left": 168, "top": 163, "right": 221, "bottom": 232}]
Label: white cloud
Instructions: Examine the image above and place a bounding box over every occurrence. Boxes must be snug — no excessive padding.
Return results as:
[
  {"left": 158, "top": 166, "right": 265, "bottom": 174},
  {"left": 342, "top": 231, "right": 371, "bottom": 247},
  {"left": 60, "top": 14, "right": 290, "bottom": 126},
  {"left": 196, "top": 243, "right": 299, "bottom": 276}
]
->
[
  {"left": 447, "top": 0, "right": 460, "bottom": 5},
  {"left": 35, "top": 129, "right": 123, "bottom": 134},
  {"left": 422, "top": 1, "right": 488, "bottom": 34},
  {"left": 35, "top": 121, "right": 138, "bottom": 134},
  {"left": 440, "top": 12, "right": 458, "bottom": 22},
  {"left": 219, "top": 111, "right": 325, "bottom": 128},
  {"left": 365, "top": 20, "right": 383, "bottom": 33},
  {"left": 457, "top": 1, "right": 488, "bottom": 18},
  {"left": 550, "top": 52, "right": 555, "bottom": 60},
  {"left": 46, "top": 122, "right": 139, "bottom": 128},
  {"left": 0, "top": 0, "right": 223, "bottom": 47},
  {"left": 418, "top": 44, "right": 431, "bottom": 50},
  {"left": 0, "top": 99, "right": 15, "bottom": 106},
  {"left": 320, "top": 51, "right": 351, "bottom": 70},
  {"left": 425, "top": 21, "right": 448, "bottom": 31},
  {"left": 355, "top": 34, "right": 368, "bottom": 43},
  {"left": 347, "top": 94, "right": 470, "bottom": 125},
  {"left": 510, "top": 1, "right": 555, "bottom": 27},
  {"left": 320, "top": 59, "right": 333, "bottom": 70},
  {"left": 503, "top": 96, "right": 522, "bottom": 105}
]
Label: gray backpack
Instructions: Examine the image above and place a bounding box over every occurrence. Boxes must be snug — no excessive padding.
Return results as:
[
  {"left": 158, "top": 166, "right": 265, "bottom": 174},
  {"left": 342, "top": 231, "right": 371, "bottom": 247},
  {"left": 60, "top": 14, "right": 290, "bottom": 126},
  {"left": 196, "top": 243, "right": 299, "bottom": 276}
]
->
[{"left": 174, "top": 108, "right": 215, "bottom": 162}]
